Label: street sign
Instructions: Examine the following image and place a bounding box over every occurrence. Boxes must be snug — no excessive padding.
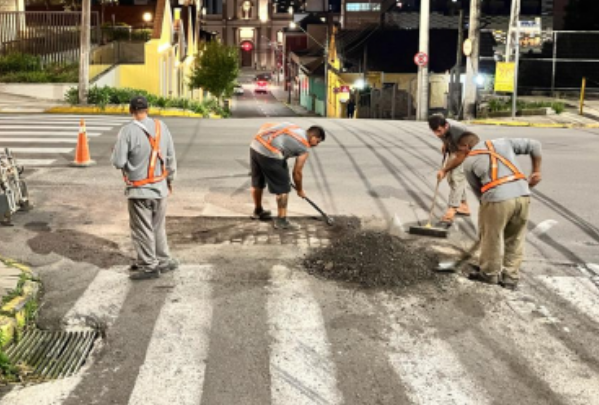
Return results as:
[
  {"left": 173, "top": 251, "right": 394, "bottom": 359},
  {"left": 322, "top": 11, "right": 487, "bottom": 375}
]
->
[
  {"left": 463, "top": 39, "right": 473, "bottom": 57},
  {"left": 413, "top": 52, "right": 428, "bottom": 67},
  {"left": 494, "top": 62, "right": 515, "bottom": 93}
]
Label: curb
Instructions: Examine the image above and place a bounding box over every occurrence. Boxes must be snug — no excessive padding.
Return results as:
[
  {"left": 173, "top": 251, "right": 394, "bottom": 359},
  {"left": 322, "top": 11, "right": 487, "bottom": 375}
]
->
[
  {"left": 45, "top": 105, "right": 222, "bottom": 119},
  {"left": 0, "top": 255, "right": 41, "bottom": 348},
  {"left": 469, "top": 120, "right": 599, "bottom": 129}
]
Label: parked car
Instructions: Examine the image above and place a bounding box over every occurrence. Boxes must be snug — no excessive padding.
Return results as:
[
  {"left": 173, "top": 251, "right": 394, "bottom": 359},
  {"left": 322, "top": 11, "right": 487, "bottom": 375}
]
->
[
  {"left": 254, "top": 80, "right": 268, "bottom": 94},
  {"left": 233, "top": 84, "right": 244, "bottom": 95}
]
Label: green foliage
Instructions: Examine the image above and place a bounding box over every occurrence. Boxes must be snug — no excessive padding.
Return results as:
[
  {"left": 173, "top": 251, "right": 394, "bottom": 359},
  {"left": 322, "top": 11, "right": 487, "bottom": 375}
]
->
[
  {"left": 486, "top": 98, "right": 566, "bottom": 115},
  {"left": 0, "top": 54, "right": 77, "bottom": 83},
  {"left": 188, "top": 41, "right": 239, "bottom": 102},
  {"left": 0, "top": 53, "right": 42, "bottom": 74},
  {"left": 64, "top": 85, "right": 228, "bottom": 116}
]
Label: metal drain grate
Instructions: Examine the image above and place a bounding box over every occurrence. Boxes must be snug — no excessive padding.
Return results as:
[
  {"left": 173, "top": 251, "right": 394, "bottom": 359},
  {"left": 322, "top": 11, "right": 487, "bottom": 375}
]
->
[{"left": 5, "top": 330, "right": 98, "bottom": 380}]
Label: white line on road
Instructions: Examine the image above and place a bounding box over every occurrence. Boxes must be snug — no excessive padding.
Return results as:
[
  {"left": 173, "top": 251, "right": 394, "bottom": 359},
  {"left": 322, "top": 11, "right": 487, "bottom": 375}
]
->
[
  {"left": 0, "top": 120, "right": 126, "bottom": 126},
  {"left": 0, "top": 132, "right": 101, "bottom": 137},
  {"left": 0, "top": 138, "right": 78, "bottom": 143},
  {"left": 537, "top": 275, "right": 599, "bottom": 324},
  {"left": 63, "top": 267, "right": 131, "bottom": 329},
  {"left": 531, "top": 219, "right": 559, "bottom": 237},
  {"left": 268, "top": 265, "right": 343, "bottom": 405},
  {"left": 0, "top": 125, "right": 112, "bottom": 131},
  {"left": 128, "top": 265, "right": 213, "bottom": 405},
  {"left": 14, "top": 159, "right": 57, "bottom": 166},
  {"left": 384, "top": 298, "right": 491, "bottom": 405},
  {"left": 9, "top": 147, "right": 73, "bottom": 154}
]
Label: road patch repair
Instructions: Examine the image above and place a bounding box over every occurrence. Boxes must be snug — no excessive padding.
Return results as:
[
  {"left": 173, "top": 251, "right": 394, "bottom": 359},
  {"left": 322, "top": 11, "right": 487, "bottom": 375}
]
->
[{"left": 0, "top": 256, "right": 99, "bottom": 384}]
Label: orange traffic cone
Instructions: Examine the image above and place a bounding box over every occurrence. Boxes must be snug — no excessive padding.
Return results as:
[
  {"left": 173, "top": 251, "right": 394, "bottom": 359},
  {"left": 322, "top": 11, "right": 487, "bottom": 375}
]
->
[{"left": 70, "top": 119, "right": 96, "bottom": 167}]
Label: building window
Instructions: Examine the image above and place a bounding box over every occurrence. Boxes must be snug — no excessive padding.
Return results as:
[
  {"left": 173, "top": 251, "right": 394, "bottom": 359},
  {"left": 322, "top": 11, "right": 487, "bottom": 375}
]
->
[
  {"left": 241, "top": 1, "right": 253, "bottom": 19},
  {"left": 345, "top": 3, "right": 381, "bottom": 12},
  {"left": 206, "top": 0, "right": 223, "bottom": 15}
]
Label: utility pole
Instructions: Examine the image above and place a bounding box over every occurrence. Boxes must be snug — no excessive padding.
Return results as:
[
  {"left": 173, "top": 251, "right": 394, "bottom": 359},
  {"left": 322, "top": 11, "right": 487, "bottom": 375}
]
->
[
  {"left": 450, "top": 7, "right": 464, "bottom": 117},
  {"left": 463, "top": 0, "right": 481, "bottom": 120},
  {"left": 416, "top": 0, "right": 430, "bottom": 121},
  {"left": 78, "top": 0, "right": 91, "bottom": 105},
  {"left": 505, "top": 0, "right": 520, "bottom": 63}
]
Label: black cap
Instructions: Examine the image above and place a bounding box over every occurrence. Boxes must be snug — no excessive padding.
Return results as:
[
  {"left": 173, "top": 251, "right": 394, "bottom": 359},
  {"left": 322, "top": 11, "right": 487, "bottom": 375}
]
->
[{"left": 129, "top": 96, "right": 149, "bottom": 111}]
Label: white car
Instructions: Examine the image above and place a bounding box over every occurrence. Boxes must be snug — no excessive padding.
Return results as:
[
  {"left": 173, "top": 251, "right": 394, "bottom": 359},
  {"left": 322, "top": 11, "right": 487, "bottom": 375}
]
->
[{"left": 234, "top": 85, "right": 245, "bottom": 95}]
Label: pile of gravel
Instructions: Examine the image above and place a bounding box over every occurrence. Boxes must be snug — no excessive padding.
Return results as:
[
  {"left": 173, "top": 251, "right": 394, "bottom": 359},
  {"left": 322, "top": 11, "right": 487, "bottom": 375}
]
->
[{"left": 303, "top": 230, "right": 440, "bottom": 288}]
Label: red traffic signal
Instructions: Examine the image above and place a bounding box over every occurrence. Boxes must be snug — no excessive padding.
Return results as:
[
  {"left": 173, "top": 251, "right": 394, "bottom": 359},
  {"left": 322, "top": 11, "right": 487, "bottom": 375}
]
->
[{"left": 241, "top": 41, "right": 254, "bottom": 52}]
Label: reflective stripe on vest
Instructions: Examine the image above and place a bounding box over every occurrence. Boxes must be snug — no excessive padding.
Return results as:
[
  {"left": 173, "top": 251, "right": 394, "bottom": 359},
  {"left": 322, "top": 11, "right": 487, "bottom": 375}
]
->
[
  {"left": 123, "top": 119, "right": 169, "bottom": 187},
  {"left": 468, "top": 140, "right": 527, "bottom": 194},
  {"left": 254, "top": 123, "right": 310, "bottom": 155}
]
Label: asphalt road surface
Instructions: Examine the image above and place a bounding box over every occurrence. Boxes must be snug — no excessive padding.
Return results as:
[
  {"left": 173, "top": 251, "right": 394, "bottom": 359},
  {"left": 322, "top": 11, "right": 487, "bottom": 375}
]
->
[{"left": 1, "top": 115, "right": 599, "bottom": 405}]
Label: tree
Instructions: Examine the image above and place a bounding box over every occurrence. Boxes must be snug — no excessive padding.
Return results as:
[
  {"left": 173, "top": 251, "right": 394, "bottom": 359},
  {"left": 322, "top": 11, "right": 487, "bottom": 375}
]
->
[
  {"left": 564, "top": 0, "right": 599, "bottom": 30},
  {"left": 189, "top": 41, "right": 239, "bottom": 103}
]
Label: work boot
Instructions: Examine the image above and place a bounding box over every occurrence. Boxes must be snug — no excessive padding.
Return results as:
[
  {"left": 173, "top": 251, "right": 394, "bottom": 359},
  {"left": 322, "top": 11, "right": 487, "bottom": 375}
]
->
[
  {"left": 456, "top": 201, "right": 471, "bottom": 216},
  {"left": 250, "top": 208, "right": 272, "bottom": 220},
  {"left": 500, "top": 274, "right": 519, "bottom": 291},
  {"left": 158, "top": 258, "right": 179, "bottom": 273},
  {"left": 468, "top": 271, "right": 499, "bottom": 285},
  {"left": 273, "top": 217, "right": 301, "bottom": 231},
  {"left": 130, "top": 267, "right": 160, "bottom": 280}
]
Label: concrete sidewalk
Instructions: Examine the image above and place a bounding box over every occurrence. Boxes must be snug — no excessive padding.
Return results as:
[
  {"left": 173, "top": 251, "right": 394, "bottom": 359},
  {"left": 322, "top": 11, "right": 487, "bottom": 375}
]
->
[
  {"left": 270, "top": 85, "right": 319, "bottom": 117},
  {"left": 0, "top": 92, "right": 64, "bottom": 113}
]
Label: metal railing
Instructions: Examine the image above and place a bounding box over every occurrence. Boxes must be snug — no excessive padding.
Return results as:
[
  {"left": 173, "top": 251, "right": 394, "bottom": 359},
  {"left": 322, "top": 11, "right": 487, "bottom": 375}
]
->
[{"left": 0, "top": 11, "right": 100, "bottom": 65}]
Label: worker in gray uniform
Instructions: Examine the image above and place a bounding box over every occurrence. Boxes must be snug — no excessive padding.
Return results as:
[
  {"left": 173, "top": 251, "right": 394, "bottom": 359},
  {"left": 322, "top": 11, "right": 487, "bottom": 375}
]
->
[
  {"left": 111, "top": 96, "right": 178, "bottom": 280},
  {"left": 428, "top": 114, "right": 472, "bottom": 226},
  {"left": 250, "top": 122, "right": 326, "bottom": 230},
  {"left": 457, "top": 132, "right": 542, "bottom": 290}
]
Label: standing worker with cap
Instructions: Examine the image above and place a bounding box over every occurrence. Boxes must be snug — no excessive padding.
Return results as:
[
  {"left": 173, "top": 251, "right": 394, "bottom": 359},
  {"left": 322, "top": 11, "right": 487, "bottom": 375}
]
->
[
  {"left": 250, "top": 122, "right": 326, "bottom": 230},
  {"left": 428, "top": 114, "right": 472, "bottom": 226},
  {"left": 457, "top": 132, "right": 542, "bottom": 290},
  {"left": 111, "top": 96, "right": 178, "bottom": 280}
]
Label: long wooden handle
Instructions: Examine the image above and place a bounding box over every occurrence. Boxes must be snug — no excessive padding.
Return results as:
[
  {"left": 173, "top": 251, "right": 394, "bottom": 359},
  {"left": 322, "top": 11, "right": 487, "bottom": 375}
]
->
[{"left": 427, "top": 180, "right": 441, "bottom": 226}]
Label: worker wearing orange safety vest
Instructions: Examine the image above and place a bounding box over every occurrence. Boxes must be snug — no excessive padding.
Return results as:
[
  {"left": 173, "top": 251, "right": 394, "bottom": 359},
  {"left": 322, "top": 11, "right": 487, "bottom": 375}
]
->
[
  {"left": 111, "top": 96, "right": 178, "bottom": 280},
  {"left": 250, "top": 122, "right": 326, "bottom": 230},
  {"left": 458, "top": 132, "right": 543, "bottom": 290}
]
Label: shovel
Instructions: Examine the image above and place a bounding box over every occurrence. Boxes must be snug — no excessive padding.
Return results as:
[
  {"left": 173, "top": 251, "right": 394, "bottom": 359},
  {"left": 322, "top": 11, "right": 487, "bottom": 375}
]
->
[{"left": 290, "top": 183, "right": 335, "bottom": 226}]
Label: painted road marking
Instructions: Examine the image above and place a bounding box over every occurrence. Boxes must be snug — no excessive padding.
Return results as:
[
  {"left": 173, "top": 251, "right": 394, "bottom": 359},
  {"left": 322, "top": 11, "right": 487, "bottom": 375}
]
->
[
  {"left": 0, "top": 125, "right": 112, "bottom": 131},
  {"left": 16, "top": 159, "right": 57, "bottom": 166},
  {"left": 538, "top": 275, "right": 599, "bottom": 324},
  {"left": 9, "top": 147, "right": 74, "bottom": 154},
  {"left": 0, "top": 132, "right": 102, "bottom": 137},
  {"left": 531, "top": 219, "right": 559, "bottom": 237},
  {"left": 0, "top": 138, "right": 78, "bottom": 143},
  {"left": 268, "top": 265, "right": 343, "bottom": 405},
  {"left": 128, "top": 265, "right": 214, "bottom": 405}
]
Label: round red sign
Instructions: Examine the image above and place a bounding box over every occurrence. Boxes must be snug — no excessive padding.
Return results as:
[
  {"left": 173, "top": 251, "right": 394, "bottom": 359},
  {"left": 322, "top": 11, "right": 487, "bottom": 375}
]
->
[
  {"left": 240, "top": 41, "right": 253, "bottom": 52},
  {"left": 414, "top": 52, "right": 429, "bottom": 67}
]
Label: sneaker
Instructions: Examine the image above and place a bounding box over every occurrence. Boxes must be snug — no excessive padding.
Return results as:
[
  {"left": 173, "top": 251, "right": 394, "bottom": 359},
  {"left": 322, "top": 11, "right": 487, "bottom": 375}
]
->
[
  {"left": 273, "top": 217, "right": 301, "bottom": 231},
  {"left": 158, "top": 258, "right": 179, "bottom": 273},
  {"left": 130, "top": 268, "right": 160, "bottom": 280},
  {"left": 499, "top": 281, "right": 518, "bottom": 291},
  {"left": 468, "top": 272, "right": 499, "bottom": 285},
  {"left": 250, "top": 209, "right": 272, "bottom": 220}
]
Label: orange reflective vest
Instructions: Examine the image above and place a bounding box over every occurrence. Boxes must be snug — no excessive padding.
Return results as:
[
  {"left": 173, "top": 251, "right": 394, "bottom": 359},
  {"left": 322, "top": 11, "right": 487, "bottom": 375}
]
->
[
  {"left": 123, "top": 119, "right": 169, "bottom": 187},
  {"left": 468, "top": 140, "right": 527, "bottom": 194},
  {"left": 254, "top": 123, "right": 310, "bottom": 155}
]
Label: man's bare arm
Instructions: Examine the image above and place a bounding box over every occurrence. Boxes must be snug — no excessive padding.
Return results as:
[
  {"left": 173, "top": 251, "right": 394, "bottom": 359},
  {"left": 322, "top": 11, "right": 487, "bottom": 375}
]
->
[{"left": 293, "top": 153, "right": 309, "bottom": 197}]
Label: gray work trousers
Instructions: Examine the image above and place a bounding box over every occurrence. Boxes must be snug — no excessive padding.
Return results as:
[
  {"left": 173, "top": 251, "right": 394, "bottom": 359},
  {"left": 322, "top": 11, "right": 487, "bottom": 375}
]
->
[
  {"left": 128, "top": 198, "right": 171, "bottom": 269},
  {"left": 447, "top": 155, "right": 467, "bottom": 208}
]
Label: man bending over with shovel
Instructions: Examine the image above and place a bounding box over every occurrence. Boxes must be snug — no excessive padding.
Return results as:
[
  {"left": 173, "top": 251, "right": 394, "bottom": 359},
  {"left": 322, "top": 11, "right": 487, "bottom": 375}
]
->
[
  {"left": 428, "top": 114, "right": 471, "bottom": 227},
  {"left": 250, "top": 122, "right": 326, "bottom": 230},
  {"left": 457, "top": 132, "right": 542, "bottom": 290}
]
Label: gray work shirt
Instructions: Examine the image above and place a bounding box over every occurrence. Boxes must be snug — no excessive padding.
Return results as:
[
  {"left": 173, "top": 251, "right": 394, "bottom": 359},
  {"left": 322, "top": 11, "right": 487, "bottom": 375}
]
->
[
  {"left": 443, "top": 119, "right": 469, "bottom": 153},
  {"left": 463, "top": 138, "right": 542, "bottom": 202},
  {"left": 111, "top": 117, "right": 177, "bottom": 199},
  {"left": 250, "top": 122, "right": 309, "bottom": 160}
]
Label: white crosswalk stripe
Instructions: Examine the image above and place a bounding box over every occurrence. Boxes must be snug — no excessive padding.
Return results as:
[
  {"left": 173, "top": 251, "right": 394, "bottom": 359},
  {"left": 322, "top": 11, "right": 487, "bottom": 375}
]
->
[
  {"left": 0, "top": 114, "right": 129, "bottom": 167},
  {"left": 3, "top": 262, "right": 599, "bottom": 405}
]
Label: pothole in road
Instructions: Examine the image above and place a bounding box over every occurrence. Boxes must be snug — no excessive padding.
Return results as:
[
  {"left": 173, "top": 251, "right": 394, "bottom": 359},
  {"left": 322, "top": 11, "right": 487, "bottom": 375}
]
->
[{"left": 167, "top": 216, "right": 360, "bottom": 246}]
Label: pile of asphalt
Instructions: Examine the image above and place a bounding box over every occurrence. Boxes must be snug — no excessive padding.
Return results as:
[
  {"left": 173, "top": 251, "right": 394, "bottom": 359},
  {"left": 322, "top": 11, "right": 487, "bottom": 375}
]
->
[{"left": 303, "top": 229, "right": 440, "bottom": 288}]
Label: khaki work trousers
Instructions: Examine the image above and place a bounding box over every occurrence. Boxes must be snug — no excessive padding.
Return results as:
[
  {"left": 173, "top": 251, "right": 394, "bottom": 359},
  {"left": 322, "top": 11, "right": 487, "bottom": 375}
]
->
[
  {"left": 447, "top": 156, "right": 467, "bottom": 208},
  {"left": 479, "top": 196, "right": 531, "bottom": 282},
  {"left": 128, "top": 198, "right": 171, "bottom": 269}
]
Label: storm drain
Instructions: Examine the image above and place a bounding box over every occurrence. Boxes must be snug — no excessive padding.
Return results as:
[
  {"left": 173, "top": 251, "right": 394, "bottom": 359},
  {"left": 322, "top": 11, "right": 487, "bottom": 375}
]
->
[{"left": 5, "top": 330, "right": 98, "bottom": 380}]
